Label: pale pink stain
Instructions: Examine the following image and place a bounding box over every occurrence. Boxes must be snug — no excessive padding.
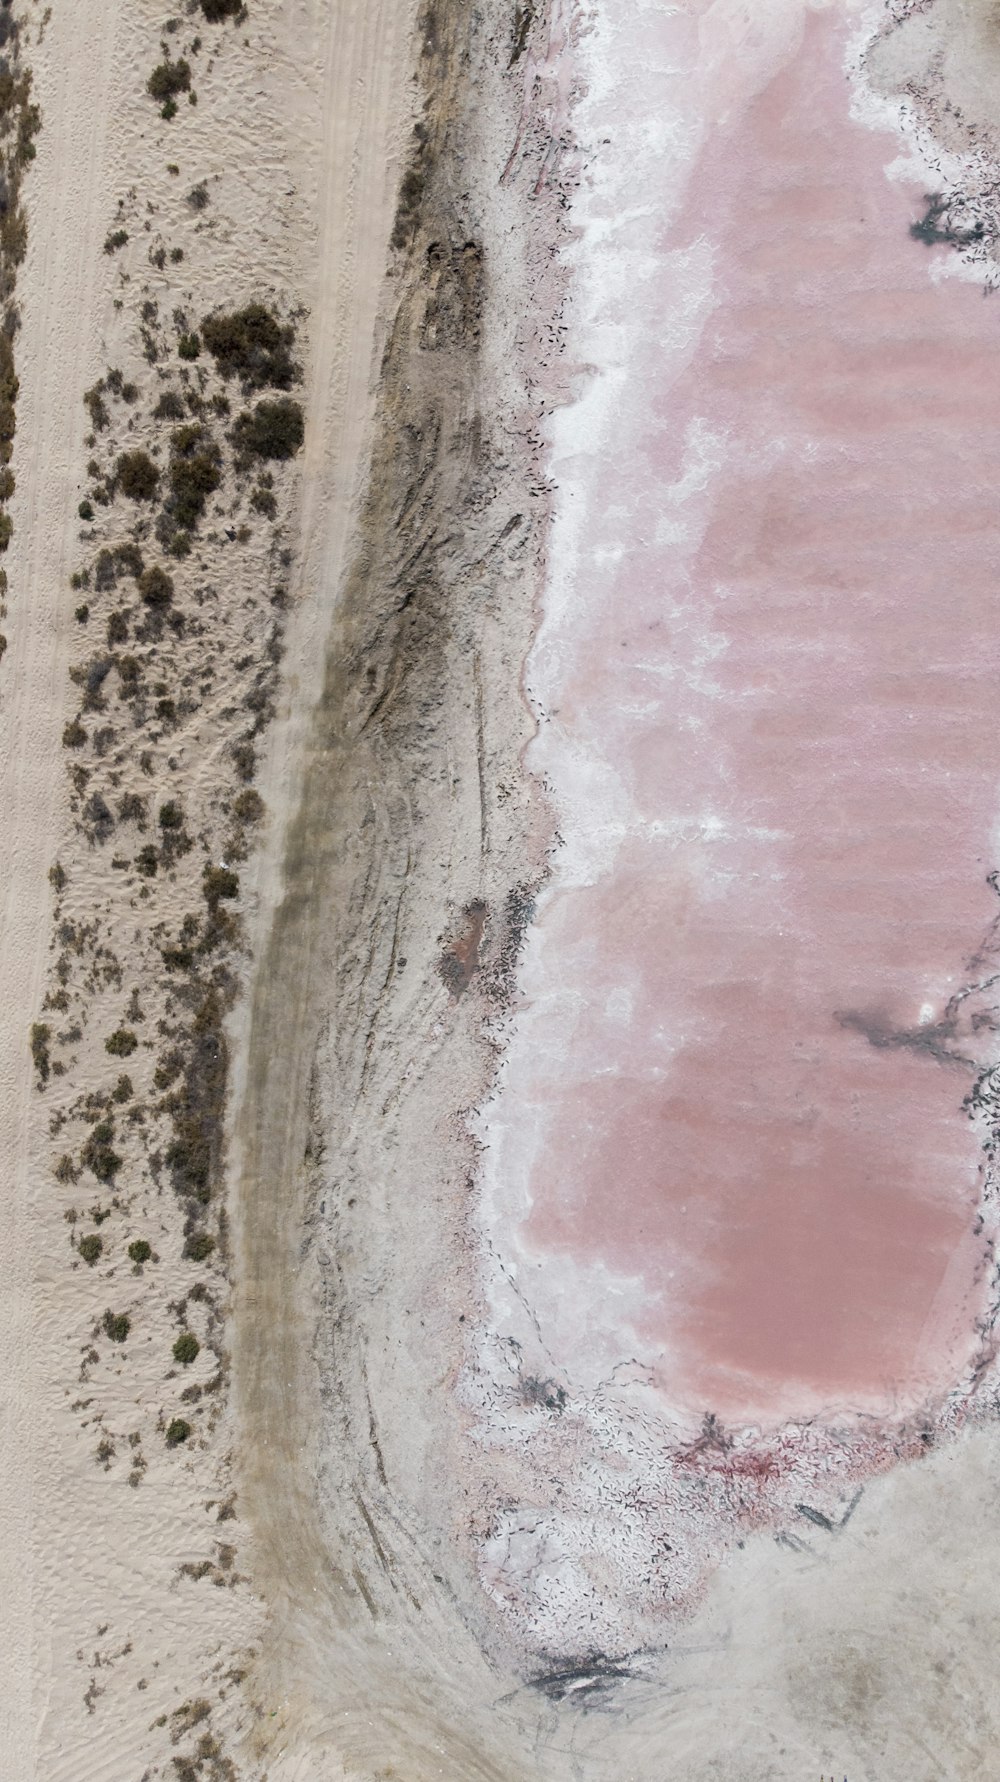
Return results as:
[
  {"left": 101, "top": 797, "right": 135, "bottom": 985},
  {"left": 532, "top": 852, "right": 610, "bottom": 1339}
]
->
[{"left": 521, "top": 14, "right": 1000, "bottom": 1420}]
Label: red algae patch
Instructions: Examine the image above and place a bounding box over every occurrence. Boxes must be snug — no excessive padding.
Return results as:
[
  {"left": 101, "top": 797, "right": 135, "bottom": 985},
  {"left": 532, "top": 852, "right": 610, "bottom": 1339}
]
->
[{"left": 484, "top": 9, "right": 1000, "bottom": 1427}]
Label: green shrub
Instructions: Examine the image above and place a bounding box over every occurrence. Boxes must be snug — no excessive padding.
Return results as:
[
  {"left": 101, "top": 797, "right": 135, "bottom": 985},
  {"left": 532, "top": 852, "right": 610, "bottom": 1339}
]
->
[
  {"left": 78, "top": 499, "right": 94, "bottom": 521},
  {"left": 173, "top": 1331, "right": 200, "bottom": 1366},
  {"left": 178, "top": 332, "right": 200, "bottom": 361},
  {"left": 159, "top": 799, "right": 183, "bottom": 829},
  {"left": 116, "top": 450, "right": 159, "bottom": 502},
  {"left": 105, "top": 1028, "right": 137, "bottom": 1057},
  {"left": 138, "top": 564, "right": 173, "bottom": 607},
  {"left": 231, "top": 398, "right": 304, "bottom": 462},
  {"left": 147, "top": 58, "right": 191, "bottom": 103},
  {"left": 153, "top": 388, "right": 186, "bottom": 421},
  {"left": 112, "top": 1073, "right": 134, "bottom": 1103},
  {"left": 249, "top": 484, "right": 276, "bottom": 519},
  {"left": 184, "top": 1229, "right": 214, "bottom": 1262},
  {"left": 30, "top": 1022, "right": 51, "bottom": 1084},
  {"left": 167, "top": 424, "right": 220, "bottom": 528},
  {"left": 233, "top": 788, "right": 263, "bottom": 824},
  {"left": 128, "top": 1238, "right": 152, "bottom": 1264},
  {"left": 166, "top": 1417, "right": 191, "bottom": 1447},
  {"left": 103, "top": 1310, "right": 130, "bottom": 1343},
  {"left": 203, "top": 865, "right": 238, "bottom": 905},
  {"left": 78, "top": 1233, "right": 103, "bottom": 1265},
  {"left": 103, "top": 229, "right": 128, "bottom": 255},
  {"left": 74, "top": 603, "right": 89, "bottom": 624},
  {"left": 200, "top": 303, "right": 297, "bottom": 390},
  {"left": 82, "top": 1121, "right": 122, "bottom": 1183},
  {"left": 201, "top": 0, "right": 244, "bottom": 17}
]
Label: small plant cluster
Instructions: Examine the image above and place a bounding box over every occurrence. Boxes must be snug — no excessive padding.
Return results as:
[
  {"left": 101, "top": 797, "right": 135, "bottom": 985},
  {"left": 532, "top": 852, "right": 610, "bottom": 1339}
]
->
[{"left": 0, "top": 12, "right": 41, "bottom": 675}]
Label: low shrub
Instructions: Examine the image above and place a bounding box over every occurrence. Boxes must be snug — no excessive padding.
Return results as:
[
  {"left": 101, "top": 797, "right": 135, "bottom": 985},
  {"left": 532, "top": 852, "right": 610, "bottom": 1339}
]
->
[
  {"left": 82, "top": 1121, "right": 122, "bottom": 1183},
  {"left": 103, "top": 1309, "right": 130, "bottom": 1343},
  {"left": 147, "top": 58, "right": 191, "bottom": 103},
  {"left": 105, "top": 1028, "right": 137, "bottom": 1057},
  {"left": 178, "top": 332, "right": 200, "bottom": 361},
  {"left": 62, "top": 718, "right": 87, "bottom": 749},
  {"left": 249, "top": 484, "right": 276, "bottom": 519},
  {"left": 135, "top": 844, "right": 158, "bottom": 877},
  {"left": 232, "top": 397, "right": 303, "bottom": 462},
  {"left": 159, "top": 799, "right": 183, "bottom": 830},
  {"left": 200, "top": 303, "right": 297, "bottom": 391},
  {"left": 78, "top": 1233, "right": 102, "bottom": 1265},
  {"left": 82, "top": 790, "right": 114, "bottom": 840},
  {"left": 173, "top": 1331, "right": 200, "bottom": 1366},
  {"left": 201, "top": 0, "right": 245, "bottom": 17},
  {"left": 183, "top": 1229, "right": 214, "bottom": 1262},
  {"left": 167, "top": 424, "right": 220, "bottom": 528},
  {"left": 117, "top": 792, "right": 146, "bottom": 827},
  {"left": 233, "top": 788, "right": 263, "bottom": 825},
  {"left": 78, "top": 499, "right": 93, "bottom": 521},
  {"left": 112, "top": 1074, "right": 134, "bottom": 1103},
  {"left": 116, "top": 449, "right": 159, "bottom": 502},
  {"left": 203, "top": 864, "right": 238, "bottom": 906},
  {"left": 30, "top": 1021, "right": 50, "bottom": 1084},
  {"left": 166, "top": 1417, "right": 191, "bottom": 1447},
  {"left": 153, "top": 388, "right": 185, "bottom": 422},
  {"left": 128, "top": 1238, "right": 152, "bottom": 1264},
  {"left": 103, "top": 229, "right": 128, "bottom": 255},
  {"left": 139, "top": 564, "right": 173, "bottom": 607}
]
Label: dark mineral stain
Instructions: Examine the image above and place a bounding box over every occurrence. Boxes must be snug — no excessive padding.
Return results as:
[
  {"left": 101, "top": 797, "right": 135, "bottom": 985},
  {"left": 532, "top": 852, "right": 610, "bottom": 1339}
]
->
[{"left": 439, "top": 898, "right": 487, "bottom": 996}]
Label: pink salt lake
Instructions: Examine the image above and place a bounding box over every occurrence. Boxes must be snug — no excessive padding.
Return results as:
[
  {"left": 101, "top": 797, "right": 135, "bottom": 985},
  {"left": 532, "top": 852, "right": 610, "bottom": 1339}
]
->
[{"left": 510, "top": 13, "right": 1000, "bottom": 1423}]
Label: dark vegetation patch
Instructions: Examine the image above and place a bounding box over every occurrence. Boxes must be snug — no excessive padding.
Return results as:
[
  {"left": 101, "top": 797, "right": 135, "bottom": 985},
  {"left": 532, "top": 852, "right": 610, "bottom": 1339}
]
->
[
  {"left": 231, "top": 397, "right": 304, "bottom": 462},
  {"left": 103, "top": 1310, "right": 131, "bottom": 1343},
  {"left": 116, "top": 449, "right": 160, "bottom": 502},
  {"left": 147, "top": 57, "right": 191, "bottom": 108},
  {"left": 200, "top": 303, "right": 298, "bottom": 391},
  {"left": 165, "top": 422, "right": 221, "bottom": 529},
  {"left": 0, "top": 17, "right": 41, "bottom": 643}
]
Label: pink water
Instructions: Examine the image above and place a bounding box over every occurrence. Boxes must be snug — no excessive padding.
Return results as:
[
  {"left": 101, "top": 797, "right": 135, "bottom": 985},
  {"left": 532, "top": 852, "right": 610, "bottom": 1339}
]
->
[{"left": 520, "top": 13, "right": 1000, "bottom": 1419}]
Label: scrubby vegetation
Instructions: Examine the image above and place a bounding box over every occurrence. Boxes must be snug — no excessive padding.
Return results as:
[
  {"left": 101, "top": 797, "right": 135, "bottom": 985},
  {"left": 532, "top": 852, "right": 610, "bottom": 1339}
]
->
[
  {"left": 231, "top": 397, "right": 304, "bottom": 462},
  {"left": 0, "top": 15, "right": 42, "bottom": 666},
  {"left": 173, "top": 1331, "right": 200, "bottom": 1366},
  {"left": 146, "top": 57, "right": 191, "bottom": 110},
  {"left": 200, "top": 0, "right": 246, "bottom": 19},
  {"left": 116, "top": 449, "right": 159, "bottom": 502},
  {"left": 200, "top": 303, "right": 298, "bottom": 391}
]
